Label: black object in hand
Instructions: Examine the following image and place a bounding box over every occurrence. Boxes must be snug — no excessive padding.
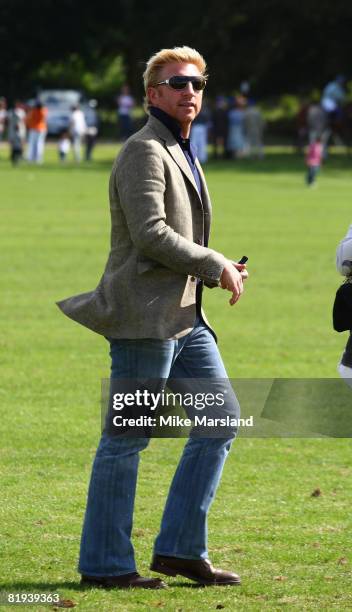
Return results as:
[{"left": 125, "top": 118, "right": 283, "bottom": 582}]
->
[{"left": 237, "top": 256, "right": 248, "bottom": 265}]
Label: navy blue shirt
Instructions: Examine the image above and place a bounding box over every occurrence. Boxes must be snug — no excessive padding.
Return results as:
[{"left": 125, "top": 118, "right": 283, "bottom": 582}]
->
[
  {"left": 150, "top": 106, "right": 202, "bottom": 196},
  {"left": 149, "top": 106, "right": 205, "bottom": 313}
]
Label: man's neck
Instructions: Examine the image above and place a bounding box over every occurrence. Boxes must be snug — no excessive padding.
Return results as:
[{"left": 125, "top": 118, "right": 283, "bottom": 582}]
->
[
  {"left": 180, "top": 123, "right": 191, "bottom": 139},
  {"left": 150, "top": 107, "right": 191, "bottom": 140}
]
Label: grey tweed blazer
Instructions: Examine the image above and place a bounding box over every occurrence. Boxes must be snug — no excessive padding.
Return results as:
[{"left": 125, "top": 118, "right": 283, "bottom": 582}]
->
[{"left": 57, "top": 115, "right": 226, "bottom": 339}]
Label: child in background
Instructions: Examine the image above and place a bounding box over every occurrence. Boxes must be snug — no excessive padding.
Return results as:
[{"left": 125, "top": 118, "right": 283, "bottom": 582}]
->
[
  {"left": 8, "top": 101, "right": 26, "bottom": 165},
  {"left": 58, "top": 131, "right": 71, "bottom": 162},
  {"left": 333, "top": 224, "right": 352, "bottom": 387},
  {"left": 305, "top": 136, "right": 323, "bottom": 186}
]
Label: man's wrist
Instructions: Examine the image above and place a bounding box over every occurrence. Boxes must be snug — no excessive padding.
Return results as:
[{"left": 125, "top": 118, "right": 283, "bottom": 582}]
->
[{"left": 198, "top": 253, "right": 227, "bottom": 286}]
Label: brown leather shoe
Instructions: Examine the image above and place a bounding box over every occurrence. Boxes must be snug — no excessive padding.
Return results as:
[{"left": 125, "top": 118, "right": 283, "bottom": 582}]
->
[
  {"left": 150, "top": 555, "right": 241, "bottom": 586},
  {"left": 81, "top": 571, "right": 166, "bottom": 589}
]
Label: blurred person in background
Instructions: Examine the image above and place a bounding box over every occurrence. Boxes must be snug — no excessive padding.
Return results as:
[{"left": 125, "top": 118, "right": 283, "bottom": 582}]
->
[
  {"left": 227, "top": 96, "right": 246, "bottom": 159},
  {"left": 296, "top": 98, "right": 309, "bottom": 153},
  {"left": 321, "top": 75, "right": 346, "bottom": 154},
  {"left": 69, "top": 105, "right": 87, "bottom": 162},
  {"left": 26, "top": 100, "right": 48, "bottom": 163},
  {"left": 85, "top": 99, "right": 99, "bottom": 161},
  {"left": 243, "top": 100, "right": 265, "bottom": 159},
  {"left": 305, "top": 136, "right": 323, "bottom": 186},
  {"left": 190, "top": 99, "right": 210, "bottom": 163},
  {"left": 321, "top": 75, "right": 346, "bottom": 116},
  {"left": 307, "top": 100, "right": 327, "bottom": 143},
  {"left": 8, "top": 100, "right": 26, "bottom": 165},
  {"left": 211, "top": 95, "right": 229, "bottom": 159},
  {"left": 58, "top": 130, "right": 71, "bottom": 162},
  {"left": 116, "top": 84, "right": 135, "bottom": 140},
  {"left": 0, "top": 97, "right": 7, "bottom": 143}
]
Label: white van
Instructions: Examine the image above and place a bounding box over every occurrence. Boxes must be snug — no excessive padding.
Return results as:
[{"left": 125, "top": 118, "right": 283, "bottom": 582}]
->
[{"left": 36, "top": 90, "right": 97, "bottom": 135}]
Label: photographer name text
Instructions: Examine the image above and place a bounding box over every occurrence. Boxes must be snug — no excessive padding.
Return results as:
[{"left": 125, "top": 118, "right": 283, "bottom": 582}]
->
[{"left": 111, "top": 414, "right": 254, "bottom": 428}]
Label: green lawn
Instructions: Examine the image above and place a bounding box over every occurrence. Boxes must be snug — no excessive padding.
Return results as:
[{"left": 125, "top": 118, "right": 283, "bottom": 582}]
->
[{"left": 1, "top": 143, "right": 351, "bottom": 610}]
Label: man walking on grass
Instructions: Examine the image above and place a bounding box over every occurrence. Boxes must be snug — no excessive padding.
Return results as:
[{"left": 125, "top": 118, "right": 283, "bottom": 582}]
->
[{"left": 57, "top": 46, "right": 248, "bottom": 589}]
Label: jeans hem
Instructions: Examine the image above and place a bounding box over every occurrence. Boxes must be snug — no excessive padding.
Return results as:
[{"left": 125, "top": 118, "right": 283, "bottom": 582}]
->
[
  {"left": 153, "top": 551, "right": 208, "bottom": 560},
  {"left": 79, "top": 568, "right": 137, "bottom": 577}
]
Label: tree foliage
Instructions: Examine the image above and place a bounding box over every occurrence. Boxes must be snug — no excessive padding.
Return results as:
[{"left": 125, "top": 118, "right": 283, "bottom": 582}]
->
[{"left": 1, "top": 0, "right": 351, "bottom": 101}]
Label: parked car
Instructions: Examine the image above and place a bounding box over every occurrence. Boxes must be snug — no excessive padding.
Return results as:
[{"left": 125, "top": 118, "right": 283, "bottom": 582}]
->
[{"left": 28, "top": 90, "right": 97, "bottom": 136}]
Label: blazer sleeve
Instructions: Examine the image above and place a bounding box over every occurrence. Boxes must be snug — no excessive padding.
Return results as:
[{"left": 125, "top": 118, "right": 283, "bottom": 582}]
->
[{"left": 115, "top": 139, "right": 226, "bottom": 286}]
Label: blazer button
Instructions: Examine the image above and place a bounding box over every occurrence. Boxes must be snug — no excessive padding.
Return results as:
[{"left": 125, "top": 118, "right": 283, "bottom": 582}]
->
[
  {"left": 190, "top": 276, "right": 196, "bottom": 282},
  {"left": 196, "top": 238, "right": 202, "bottom": 245}
]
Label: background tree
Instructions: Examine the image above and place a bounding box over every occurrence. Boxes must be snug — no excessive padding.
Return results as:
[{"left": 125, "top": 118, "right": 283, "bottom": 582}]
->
[{"left": 1, "top": 0, "right": 351, "bottom": 102}]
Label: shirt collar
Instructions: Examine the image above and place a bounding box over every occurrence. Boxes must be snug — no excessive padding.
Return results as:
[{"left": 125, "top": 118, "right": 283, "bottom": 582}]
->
[
  {"left": 150, "top": 106, "right": 195, "bottom": 161},
  {"left": 150, "top": 106, "right": 183, "bottom": 142}
]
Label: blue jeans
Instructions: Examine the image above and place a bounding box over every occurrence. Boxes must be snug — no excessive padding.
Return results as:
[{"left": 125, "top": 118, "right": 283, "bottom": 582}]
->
[{"left": 78, "top": 316, "right": 240, "bottom": 576}]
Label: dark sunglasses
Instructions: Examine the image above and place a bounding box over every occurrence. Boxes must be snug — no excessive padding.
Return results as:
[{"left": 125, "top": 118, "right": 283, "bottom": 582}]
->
[{"left": 156, "top": 75, "right": 207, "bottom": 91}]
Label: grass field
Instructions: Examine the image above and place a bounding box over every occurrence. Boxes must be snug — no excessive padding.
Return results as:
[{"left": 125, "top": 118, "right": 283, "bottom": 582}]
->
[{"left": 1, "top": 143, "right": 351, "bottom": 610}]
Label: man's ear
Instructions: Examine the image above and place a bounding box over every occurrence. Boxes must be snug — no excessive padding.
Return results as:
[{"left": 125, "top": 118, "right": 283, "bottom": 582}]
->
[{"left": 147, "top": 86, "right": 158, "bottom": 106}]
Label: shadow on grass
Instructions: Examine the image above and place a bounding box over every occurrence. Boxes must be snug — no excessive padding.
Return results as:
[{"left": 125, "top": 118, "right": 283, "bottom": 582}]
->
[
  {"left": 0, "top": 579, "right": 207, "bottom": 591},
  {"left": 1, "top": 581, "right": 84, "bottom": 592}
]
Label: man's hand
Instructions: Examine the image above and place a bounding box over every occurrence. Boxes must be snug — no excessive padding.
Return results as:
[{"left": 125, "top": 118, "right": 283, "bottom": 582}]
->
[{"left": 220, "top": 261, "right": 249, "bottom": 305}]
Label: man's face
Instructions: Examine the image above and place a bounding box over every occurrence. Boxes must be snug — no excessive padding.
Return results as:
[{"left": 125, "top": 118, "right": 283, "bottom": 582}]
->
[{"left": 148, "top": 62, "right": 203, "bottom": 130}]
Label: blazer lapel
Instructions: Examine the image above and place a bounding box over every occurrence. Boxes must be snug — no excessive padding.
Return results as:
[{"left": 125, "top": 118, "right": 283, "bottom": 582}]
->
[
  {"left": 148, "top": 115, "right": 202, "bottom": 203},
  {"left": 165, "top": 141, "right": 201, "bottom": 198}
]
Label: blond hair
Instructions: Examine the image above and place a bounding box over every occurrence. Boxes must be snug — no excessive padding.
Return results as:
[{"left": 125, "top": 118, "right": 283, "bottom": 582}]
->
[{"left": 143, "top": 46, "right": 207, "bottom": 109}]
